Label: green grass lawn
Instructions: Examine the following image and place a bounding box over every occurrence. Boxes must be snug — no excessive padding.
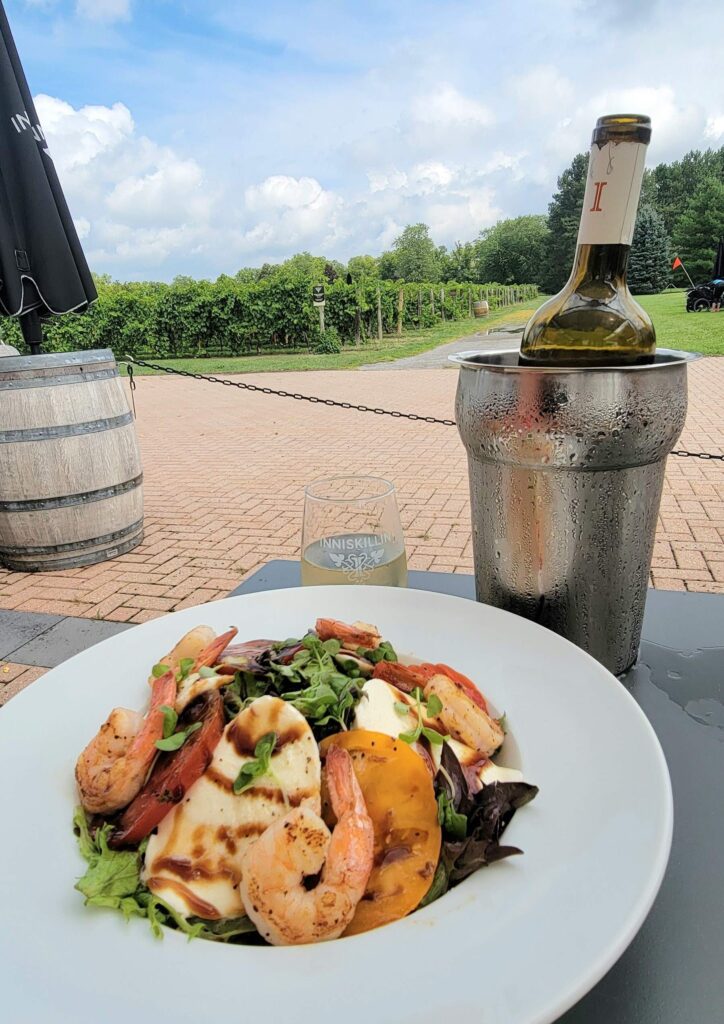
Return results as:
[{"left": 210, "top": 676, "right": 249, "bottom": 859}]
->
[
  {"left": 122, "top": 299, "right": 540, "bottom": 376},
  {"left": 637, "top": 290, "right": 724, "bottom": 355}
]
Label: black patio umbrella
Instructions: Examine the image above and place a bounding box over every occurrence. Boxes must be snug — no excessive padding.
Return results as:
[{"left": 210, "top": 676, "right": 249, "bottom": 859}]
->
[
  {"left": 0, "top": 2, "right": 96, "bottom": 354},
  {"left": 713, "top": 238, "right": 724, "bottom": 280}
]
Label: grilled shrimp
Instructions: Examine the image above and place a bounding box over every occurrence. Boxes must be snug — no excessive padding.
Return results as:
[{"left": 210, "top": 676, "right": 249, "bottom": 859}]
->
[
  {"left": 316, "top": 618, "right": 381, "bottom": 650},
  {"left": 75, "top": 670, "right": 176, "bottom": 814},
  {"left": 150, "top": 625, "right": 217, "bottom": 684},
  {"left": 174, "top": 628, "right": 238, "bottom": 713},
  {"left": 424, "top": 673, "right": 504, "bottom": 757},
  {"left": 239, "top": 746, "right": 374, "bottom": 945}
]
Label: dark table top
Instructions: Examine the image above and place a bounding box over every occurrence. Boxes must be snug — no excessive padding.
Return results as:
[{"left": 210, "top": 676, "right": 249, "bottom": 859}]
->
[{"left": 230, "top": 561, "right": 724, "bottom": 1024}]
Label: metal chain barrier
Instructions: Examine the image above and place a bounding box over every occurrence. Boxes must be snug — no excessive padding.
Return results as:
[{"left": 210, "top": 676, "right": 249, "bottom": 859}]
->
[
  {"left": 123, "top": 355, "right": 456, "bottom": 426},
  {"left": 124, "top": 355, "right": 723, "bottom": 461}
]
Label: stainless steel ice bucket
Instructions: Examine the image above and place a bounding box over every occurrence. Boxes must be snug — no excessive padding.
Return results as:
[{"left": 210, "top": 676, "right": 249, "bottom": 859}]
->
[{"left": 451, "top": 348, "right": 698, "bottom": 674}]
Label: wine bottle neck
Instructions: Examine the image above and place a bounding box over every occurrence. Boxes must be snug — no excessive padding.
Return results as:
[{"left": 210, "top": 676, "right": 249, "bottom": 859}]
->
[{"left": 571, "top": 243, "right": 630, "bottom": 284}]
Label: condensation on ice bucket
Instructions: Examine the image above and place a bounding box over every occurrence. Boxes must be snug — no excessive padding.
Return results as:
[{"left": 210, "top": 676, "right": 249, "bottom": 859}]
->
[{"left": 451, "top": 348, "right": 700, "bottom": 675}]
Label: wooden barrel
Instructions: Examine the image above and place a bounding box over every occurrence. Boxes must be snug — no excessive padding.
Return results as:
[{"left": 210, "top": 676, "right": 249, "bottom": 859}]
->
[
  {"left": 0, "top": 350, "right": 143, "bottom": 572},
  {"left": 472, "top": 300, "right": 489, "bottom": 318}
]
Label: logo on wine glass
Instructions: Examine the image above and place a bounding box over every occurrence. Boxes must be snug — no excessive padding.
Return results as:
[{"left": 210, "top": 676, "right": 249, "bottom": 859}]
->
[{"left": 328, "top": 545, "right": 386, "bottom": 583}]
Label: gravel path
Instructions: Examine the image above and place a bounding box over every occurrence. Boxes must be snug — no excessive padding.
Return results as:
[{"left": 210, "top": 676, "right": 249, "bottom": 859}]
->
[{"left": 361, "top": 326, "right": 524, "bottom": 370}]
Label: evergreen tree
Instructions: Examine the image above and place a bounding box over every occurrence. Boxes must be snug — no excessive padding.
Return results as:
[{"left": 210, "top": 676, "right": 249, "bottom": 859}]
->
[
  {"left": 650, "top": 148, "right": 724, "bottom": 237},
  {"left": 541, "top": 153, "right": 588, "bottom": 293},
  {"left": 672, "top": 177, "right": 724, "bottom": 283},
  {"left": 627, "top": 204, "right": 671, "bottom": 294}
]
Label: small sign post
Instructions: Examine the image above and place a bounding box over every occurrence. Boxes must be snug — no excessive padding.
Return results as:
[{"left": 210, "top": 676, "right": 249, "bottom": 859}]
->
[{"left": 313, "top": 284, "right": 325, "bottom": 333}]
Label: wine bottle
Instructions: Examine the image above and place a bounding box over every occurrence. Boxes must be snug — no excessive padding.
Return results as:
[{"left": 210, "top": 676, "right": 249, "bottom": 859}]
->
[{"left": 520, "top": 114, "right": 655, "bottom": 366}]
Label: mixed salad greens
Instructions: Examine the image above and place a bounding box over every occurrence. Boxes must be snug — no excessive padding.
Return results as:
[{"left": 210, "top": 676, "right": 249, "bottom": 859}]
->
[{"left": 74, "top": 618, "right": 538, "bottom": 946}]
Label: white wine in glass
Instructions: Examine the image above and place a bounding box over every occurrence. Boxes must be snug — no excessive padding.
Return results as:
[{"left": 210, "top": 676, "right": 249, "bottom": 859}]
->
[{"left": 301, "top": 476, "right": 407, "bottom": 587}]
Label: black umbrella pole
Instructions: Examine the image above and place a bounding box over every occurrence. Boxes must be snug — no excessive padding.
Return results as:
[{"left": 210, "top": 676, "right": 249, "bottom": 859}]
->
[{"left": 20, "top": 309, "right": 43, "bottom": 355}]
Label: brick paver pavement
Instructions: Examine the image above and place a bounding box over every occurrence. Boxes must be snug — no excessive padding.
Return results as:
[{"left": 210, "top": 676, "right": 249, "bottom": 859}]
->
[
  {"left": 1, "top": 359, "right": 722, "bottom": 650},
  {"left": 0, "top": 662, "right": 46, "bottom": 705}
]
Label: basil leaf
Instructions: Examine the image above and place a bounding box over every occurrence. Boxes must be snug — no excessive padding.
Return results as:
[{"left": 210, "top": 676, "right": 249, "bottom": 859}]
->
[
  {"left": 399, "top": 726, "right": 421, "bottom": 744},
  {"left": 394, "top": 701, "right": 410, "bottom": 716},
  {"left": 198, "top": 666, "right": 217, "bottom": 679},
  {"left": 177, "top": 657, "right": 195, "bottom": 681},
  {"left": 359, "top": 640, "right": 398, "bottom": 664},
  {"left": 437, "top": 792, "right": 468, "bottom": 840},
  {"left": 155, "top": 720, "right": 202, "bottom": 752},
  {"left": 426, "top": 693, "right": 443, "bottom": 717},
  {"left": 254, "top": 731, "right": 277, "bottom": 763},
  {"left": 159, "top": 704, "right": 178, "bottom": 739},
  {"left": 151, "top": 663, "right": 170, "bottom": 678},
  {"left": 233, "top": 731, "right": 278, "bottom": 794},
  {"left": 422, "top": 726, "right": 445, "bottom": 746}
]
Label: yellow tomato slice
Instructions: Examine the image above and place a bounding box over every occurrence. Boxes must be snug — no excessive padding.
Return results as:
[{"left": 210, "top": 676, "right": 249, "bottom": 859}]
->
[{"left": 319, "top": 729, "right": 441, "bottom": 936}]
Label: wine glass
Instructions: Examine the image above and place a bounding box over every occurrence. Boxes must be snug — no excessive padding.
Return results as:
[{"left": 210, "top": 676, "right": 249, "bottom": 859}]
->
[{"left": 301, "top": 475, "right": 407, "bottom": 587}]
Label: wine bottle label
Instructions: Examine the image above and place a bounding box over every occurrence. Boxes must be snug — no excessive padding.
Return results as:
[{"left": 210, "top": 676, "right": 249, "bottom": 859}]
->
[{"left": 577, "top": 141, "right": 647, "bottom": 246}]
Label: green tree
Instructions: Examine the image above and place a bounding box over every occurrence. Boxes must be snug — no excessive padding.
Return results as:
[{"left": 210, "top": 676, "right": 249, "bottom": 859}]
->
[
  {"left": 347, "top": 254, "right": 379, "bottom": 280},
  {"left": 672, "top": 176, "right": 724, "bottom": 283},
  {"left": 439, "top": 241, "right": 478, "bottom": 282},
  {"left": 541, "top": 153, "right": 588, "bottom": 293},
  {"left": 234, "top": 267, "right": 259, "bottom": 284},
  {"left": 650, "top": 148, "right": 724, "bottom": 237},
  {"left": 377, "top": 249, "right": 399, "bottom": 280},
  {"left": 477, "top": 215, "right": 549, "bottom": 286},
  {"left": 323, "top": 260, "right": 346, "bottom": 283},
  {"left": 390, "top": 223, "right": 440, "bottom": 281},
  {"left": 627, "top": 204, "right": 671, "bottom": 294},
  {"left": 278, "top": 252, "right": 328, "bottom": 281}
]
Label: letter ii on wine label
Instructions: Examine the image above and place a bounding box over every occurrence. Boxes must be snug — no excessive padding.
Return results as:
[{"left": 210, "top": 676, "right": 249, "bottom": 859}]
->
[{"left": 589, "top": 181, "right": 607, "bottom": 212}]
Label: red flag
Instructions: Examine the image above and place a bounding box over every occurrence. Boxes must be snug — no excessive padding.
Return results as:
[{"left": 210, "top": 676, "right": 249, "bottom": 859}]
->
[{"left": 672, "top": 256, "right": 683, "bottom": 270}]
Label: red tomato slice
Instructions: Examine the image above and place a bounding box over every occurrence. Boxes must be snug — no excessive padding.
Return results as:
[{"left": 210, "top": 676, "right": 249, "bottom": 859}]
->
[
  {"left": 372, "top": 660, "right": 488, "bottom": 711},
  {"left": 110, "top": 690, "right": 225, "bottom": 848}
]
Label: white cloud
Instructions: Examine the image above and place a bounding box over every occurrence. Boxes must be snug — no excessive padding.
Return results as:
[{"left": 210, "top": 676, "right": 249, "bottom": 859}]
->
[
  {"left": 75, "top": 0, "right": 130, "bottom": 22},
  {"left": 241, "top": 175, "right": 346, "bottom": 253},
  {"left": 36, "top": 94, "right": 211, "bottom": 269},
  {"left": 424, "top": 188, "right": 501, "bottom": 240},
  {"left": 106, "top": 155, "right": 210, "bottom": 227},
  {"left": 368, "top": 168, "right": 408, "bottom": 193},
  {"left": 24, "top": 0, "right": 724, "bottom": 279},
  {"left": 244, "top": 175, "right": 324, "bottom": 212},
  {"left": 36, "top": 95, "right": 133, "bottom": 172},
  {"left": 705, "top": 115, "right": 724, "bottom": 141},
  {"left": 510, "top": 66, "right": 574, "bottom": 116},
  {"left": 411, "top": 84, "right": 493, "bottom": 127}
]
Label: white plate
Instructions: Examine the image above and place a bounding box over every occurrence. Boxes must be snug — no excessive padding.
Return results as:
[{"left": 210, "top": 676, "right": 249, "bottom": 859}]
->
[{"left": 0, "top": 586, "right": 672, "bottom": 1024}]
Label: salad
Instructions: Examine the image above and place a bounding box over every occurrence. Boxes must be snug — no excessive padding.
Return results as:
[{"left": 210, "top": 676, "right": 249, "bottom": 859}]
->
[{"left": 73, "top": 618, "right": 538, "bottom": 946}]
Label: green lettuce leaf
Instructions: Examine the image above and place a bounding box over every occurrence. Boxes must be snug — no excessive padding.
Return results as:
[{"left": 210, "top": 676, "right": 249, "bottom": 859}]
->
[{"left": 72, "top": 807, "right": 259, "bottom": 943}]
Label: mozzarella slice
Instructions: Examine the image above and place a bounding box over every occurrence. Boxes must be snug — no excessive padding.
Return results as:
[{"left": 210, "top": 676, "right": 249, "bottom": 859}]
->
[
  {"left": 352, "top": 676, "right": 412, "bottom": 736},
  {"left": 143, "top": 696, "right": 320, "bottom": 920},
  {"left": 353, "top": 677, "right": 523, "bottom": 786}
]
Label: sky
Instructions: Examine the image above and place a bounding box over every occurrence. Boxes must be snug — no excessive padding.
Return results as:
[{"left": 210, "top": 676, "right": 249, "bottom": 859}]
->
[{"left": 6, "top": 0, "right": 724, "bottom": 281}]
